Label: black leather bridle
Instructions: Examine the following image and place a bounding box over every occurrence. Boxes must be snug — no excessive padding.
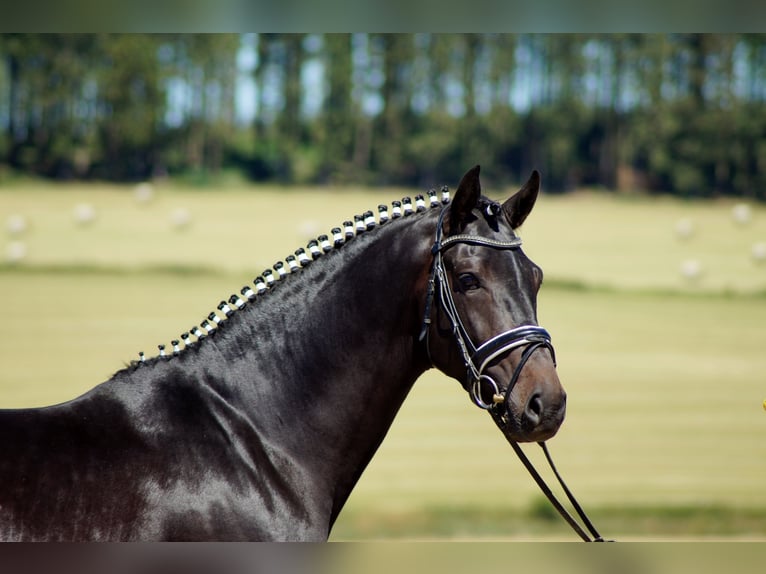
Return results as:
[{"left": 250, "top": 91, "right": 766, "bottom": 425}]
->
[
  {"left": 419, "top": 202, "right": 555, "bottom": 410},
  {"left": 420, "top": 201, "right": 609, "bottom": 542}
]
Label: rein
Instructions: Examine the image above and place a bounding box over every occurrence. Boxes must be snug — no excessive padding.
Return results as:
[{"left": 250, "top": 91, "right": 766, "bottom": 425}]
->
[{"left": 421, "top": 203, "right": 608, "bottom": 542}]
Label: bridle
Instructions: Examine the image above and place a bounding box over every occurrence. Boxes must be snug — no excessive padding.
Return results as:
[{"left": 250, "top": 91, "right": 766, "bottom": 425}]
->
[
  {"left": 419, "top": 201, "right": 609, "bottom": 542},
  {"left": 419, "top": 202, "right": 555, "bottom": 410}
]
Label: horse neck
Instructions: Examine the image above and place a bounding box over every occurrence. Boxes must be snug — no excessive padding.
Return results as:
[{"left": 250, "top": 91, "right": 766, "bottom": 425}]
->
[{"left": 184, "top": 210, "right": 437, "bottom": 519}]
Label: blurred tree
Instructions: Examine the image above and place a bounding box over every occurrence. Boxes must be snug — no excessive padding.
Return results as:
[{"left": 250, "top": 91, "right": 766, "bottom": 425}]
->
[
  {"left": 373, "top": 34, "right": 415, "bottom": 184},
  {"left": 159, "top": 34, "right": 240, "bottom": 180},
  {"left": 1, "top": 34, "right": 102, "bottom": 178},
  {"left": 249, "top": 33, "right": 304, "bottom": 181},
  {"left": 278, "top": 34, "right": 305, "bottom": 146},
  {"left": 319, "top": 33, "right": 354, "bottom": 183},
  {"left": 95, "top": 34, "right": 164, "bottom": 180},
  {"left": 0, "top": 33, "right": 764, "bottom": 199}
]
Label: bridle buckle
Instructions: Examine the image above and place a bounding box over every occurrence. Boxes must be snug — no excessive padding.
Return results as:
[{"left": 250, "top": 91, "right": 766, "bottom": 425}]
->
[{"left": 471, "top": 375, "right": 503, "bottom": 410}]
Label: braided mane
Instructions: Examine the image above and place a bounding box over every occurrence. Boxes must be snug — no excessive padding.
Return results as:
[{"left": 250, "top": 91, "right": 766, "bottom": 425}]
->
[{"left": 130, "top": 187, "right": 451, "bottom": 369}]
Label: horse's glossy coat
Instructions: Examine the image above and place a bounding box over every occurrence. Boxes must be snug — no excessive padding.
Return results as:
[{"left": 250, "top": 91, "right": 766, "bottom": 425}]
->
[{"left": 0, "top": 166, "right": 565, "bottom": 540}]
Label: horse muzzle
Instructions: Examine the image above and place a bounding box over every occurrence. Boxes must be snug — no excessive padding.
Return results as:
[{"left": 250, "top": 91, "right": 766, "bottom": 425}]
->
[
  {"left": 475, "top": 366, "right": 566, "bottom": 442},
  {"left": 504, "top": 382, "right": 567, "bottom": 442}
]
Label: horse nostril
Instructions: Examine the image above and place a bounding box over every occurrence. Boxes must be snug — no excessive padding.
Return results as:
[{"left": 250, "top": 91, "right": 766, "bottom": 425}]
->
[{"left": 524, "top": 392, "right": 544, "bottom": 427}]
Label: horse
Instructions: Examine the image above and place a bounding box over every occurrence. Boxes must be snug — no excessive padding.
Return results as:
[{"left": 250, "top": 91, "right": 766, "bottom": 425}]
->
[{"left": 0, "top": 165, "right": 566, "bottom": 541}]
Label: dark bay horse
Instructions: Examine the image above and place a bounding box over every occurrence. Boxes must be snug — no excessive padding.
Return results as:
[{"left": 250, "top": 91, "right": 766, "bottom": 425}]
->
[{"left": 0, "top": 165, "right": 566, "bottom": 541}]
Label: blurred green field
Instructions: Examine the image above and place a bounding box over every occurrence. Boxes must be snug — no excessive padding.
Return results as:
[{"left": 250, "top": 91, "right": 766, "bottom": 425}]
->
[{"left": 1, "top": 180, "right": 765, "bottom": 540}]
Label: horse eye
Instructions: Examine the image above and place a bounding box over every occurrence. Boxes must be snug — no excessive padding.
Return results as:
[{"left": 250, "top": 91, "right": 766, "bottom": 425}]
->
[{"left": 458, "top": 273, "right": 480, "bottom": 291}]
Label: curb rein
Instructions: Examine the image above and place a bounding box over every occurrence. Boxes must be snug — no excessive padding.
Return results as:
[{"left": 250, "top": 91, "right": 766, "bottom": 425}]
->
[{"left": 419, "top": 202, "right": 608, "bottom": 542}]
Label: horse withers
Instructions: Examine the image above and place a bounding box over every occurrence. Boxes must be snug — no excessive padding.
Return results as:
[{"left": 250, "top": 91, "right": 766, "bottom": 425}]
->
[{"left": 0, "top": 165, "right": 566, "bottom": 540}]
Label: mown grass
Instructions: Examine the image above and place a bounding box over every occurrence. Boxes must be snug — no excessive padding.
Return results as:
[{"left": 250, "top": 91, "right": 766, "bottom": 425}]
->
[
  {"left": 332, "top": 503, "right": 766, "bottom": 541},
  {"left": 1, "top": 181, "right": 765, "bottom": 540},
  {"left": 2, "top": 181, "right": 765, "bottom": 294}
]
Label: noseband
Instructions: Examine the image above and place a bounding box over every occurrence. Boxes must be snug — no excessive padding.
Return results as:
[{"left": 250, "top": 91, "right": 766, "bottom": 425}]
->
[{"left": 420, "top": 203, "right": 556, "bottom": 410}]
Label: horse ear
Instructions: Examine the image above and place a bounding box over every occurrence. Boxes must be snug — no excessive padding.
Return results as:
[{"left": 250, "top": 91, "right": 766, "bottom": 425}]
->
[
  {"left": 502, "top": 170, "right": 540, "bottom": 229},
  {"left": 449, "top": 165, "right": 482, "bottom": 234}
]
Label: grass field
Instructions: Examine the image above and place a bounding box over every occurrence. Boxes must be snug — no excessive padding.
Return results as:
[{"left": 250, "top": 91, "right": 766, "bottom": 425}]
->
[{"left": 1, "top": 179, "right": 765, "bottom": 540}]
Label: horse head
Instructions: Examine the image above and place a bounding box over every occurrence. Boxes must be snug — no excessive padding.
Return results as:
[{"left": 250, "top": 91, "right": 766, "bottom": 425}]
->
[{"left": 422, "top": 165, "right": 566, "bottom": 443}]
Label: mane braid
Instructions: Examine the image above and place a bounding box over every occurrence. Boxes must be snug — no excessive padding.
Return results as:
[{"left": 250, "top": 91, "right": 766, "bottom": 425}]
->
[{"left": 129, "top": 186, "right": 451, "bottom": 370}]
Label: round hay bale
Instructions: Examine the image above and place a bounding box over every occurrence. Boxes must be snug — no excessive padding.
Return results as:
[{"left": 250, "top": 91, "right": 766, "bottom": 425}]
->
[
  {"left": 73, "top": 203, "right": 97, "bottom": 226},
  {"left": 6, "top": 214, "right": 28, "bottom": 236},
  {"left": 675, "top": 217, "right": 694, "bottom": 240},
  {"left": 732, "top": 203, "right": 752, "bottom": 226},
  {"left": 680, "top": 258, "right": 703, "bottom": 282},
  {"left": 6, "top": 240, "right": 27, "bottom": 264},
  {"left": 170, "top": 207, "right": 192, "bottom": 231},
  {"left": 134, "top": 182, "right": 155, "bottom": 204},
  {"left": 751, "top": 241, "right": 766, "bottom": 264}
]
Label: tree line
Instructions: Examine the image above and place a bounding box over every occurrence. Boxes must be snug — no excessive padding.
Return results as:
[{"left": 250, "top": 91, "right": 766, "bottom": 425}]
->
[{"left": 1, "top": 34, "right": 764, "bottom": 199}]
